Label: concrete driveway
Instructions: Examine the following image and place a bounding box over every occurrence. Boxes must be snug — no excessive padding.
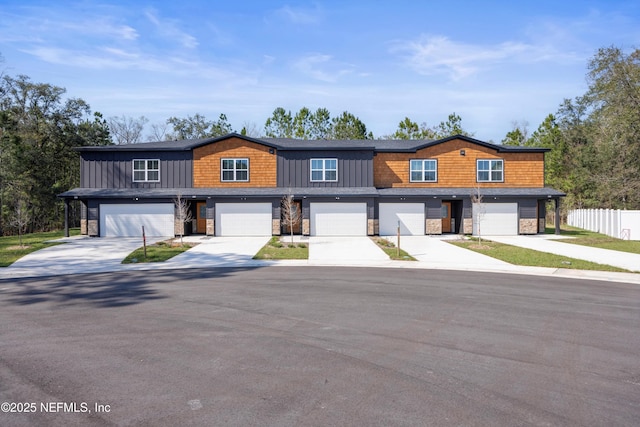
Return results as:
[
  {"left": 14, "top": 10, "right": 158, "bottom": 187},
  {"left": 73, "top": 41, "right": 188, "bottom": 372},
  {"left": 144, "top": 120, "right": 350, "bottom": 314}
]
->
[
  {"left": 309, "top": 236, "right": 389, "bottom": 264},
  {"left": 4, "top": 235, "right": 168, "bottom": 278},
  {"left": 162, "top": 236, "right": 271, "bottom": 268},
  {"left": 382, "top": 235, "right": 514, "bottom": 271}
]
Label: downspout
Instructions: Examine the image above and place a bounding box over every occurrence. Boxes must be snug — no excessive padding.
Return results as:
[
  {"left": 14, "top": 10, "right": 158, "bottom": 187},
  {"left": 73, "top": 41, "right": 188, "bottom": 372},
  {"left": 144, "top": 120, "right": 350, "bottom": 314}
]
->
[
  {"left": 64, "top": 199, "right": 69, "bottom": 237},
  {"left": 555, "top": 198, "right": 561, "bottom": 235}
]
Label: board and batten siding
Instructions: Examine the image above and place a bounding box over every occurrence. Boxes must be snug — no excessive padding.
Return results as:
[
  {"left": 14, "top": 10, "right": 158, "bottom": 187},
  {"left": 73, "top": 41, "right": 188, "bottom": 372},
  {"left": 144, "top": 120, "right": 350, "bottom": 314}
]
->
[
  {"left": 374, "top": 138, "right": 545, "bottom": 188},
  {"left": 80, "top": 151, "right": 192, "bottom": 189},
  {"left": 277, "top": 150, "right": 374, "bottom": 188}
]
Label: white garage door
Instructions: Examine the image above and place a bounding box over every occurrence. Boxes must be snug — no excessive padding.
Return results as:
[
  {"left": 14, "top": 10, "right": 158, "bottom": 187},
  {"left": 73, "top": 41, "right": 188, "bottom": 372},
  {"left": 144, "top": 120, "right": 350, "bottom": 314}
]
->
[
  {"left": 215, "top": 203, "right": 272, "bottom": 236},
  {"left": 472, "top": 203, "right": 518, "bottom": 235},
  {"left": 100, "top": 203, "right": 174, "bottom": 237},
  {"left": 379, "top": 203, "right": 425, "bottom": 236},
  {"left": 310, "top": 203, "right": 367, "bottom": 236}
]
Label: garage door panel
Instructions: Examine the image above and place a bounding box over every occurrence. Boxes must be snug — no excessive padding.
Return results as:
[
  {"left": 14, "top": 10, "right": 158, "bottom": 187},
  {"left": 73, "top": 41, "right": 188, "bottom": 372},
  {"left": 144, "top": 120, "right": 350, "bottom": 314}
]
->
[
  {"left": 473, "top": 203, "right": 518, "bottom": 235},
  {"left": 379, "top": 203, "right": 424, "bottom": 235},
  {"left": 215, "top": 203, "right": 272, "bottom": 236},
  {"left": 100, "top": 204, "right": 174, "bottom": 237},
  {"left": 311, "top": 203, "right": 367, "bottom": 236}
]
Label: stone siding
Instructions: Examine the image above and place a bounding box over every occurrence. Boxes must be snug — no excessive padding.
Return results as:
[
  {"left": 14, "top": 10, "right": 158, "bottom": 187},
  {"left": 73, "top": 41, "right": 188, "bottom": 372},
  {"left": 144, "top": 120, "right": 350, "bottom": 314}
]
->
[
  {"left": 426, "top": 218, "right": 442, "bottom": 235},
  {"left": 206, "top": 219, "right": 214, "bottom": 236},
  {"left": 302, "top": 219, "right": 310, "bottom": 236},
  {"left": 519, "top": 218, "right": 538, "bottom": 234},
  {"left": 80, "top": 219, "right": 87, "bottom": 235},
  {"left": 463, "top": 218, "right": 473, "bottom": 234},
  {"left": 538, "top": 218, "right": 545, "bottom": 233},
  {"left": 367, "top": 219, "right": 376, "bottom": 235},
  {"left": 88, "top": 220, "right": 98, "bottom": 236},
  {"left": 174, "top": 220, "right": 184, "bottom": 237},
  {"left": 272, "top": 219, "right": 281, "bottom": 235}
]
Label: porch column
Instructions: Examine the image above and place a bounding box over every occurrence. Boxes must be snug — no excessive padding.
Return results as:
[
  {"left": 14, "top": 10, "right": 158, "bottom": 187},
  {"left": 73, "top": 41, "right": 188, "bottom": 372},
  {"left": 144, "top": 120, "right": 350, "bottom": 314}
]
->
[
  {"left": 555, "top": 198, "right": 561, "bottom": 235},
  {"left": 64, "top": 199, "right": 70, "bottom": 237}
]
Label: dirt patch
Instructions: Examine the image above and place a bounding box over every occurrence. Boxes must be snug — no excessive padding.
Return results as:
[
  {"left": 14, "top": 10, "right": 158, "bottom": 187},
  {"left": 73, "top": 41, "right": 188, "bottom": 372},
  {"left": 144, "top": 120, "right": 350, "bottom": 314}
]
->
[
  {"left": 468, "top": 243, "right": 492, "bottom": 250},
  {"left": 7, "top": 245, "right": 30, "bottom": 250}
]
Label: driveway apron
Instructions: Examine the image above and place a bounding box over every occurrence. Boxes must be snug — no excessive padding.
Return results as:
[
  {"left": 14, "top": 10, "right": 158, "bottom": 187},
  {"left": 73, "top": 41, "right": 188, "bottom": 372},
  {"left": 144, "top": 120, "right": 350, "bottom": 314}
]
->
[
  {"left": 309, "top": 236, "right": 389, "bottom": 263},
  {"left": 5, "top": 236, "right": 167, "bottom": 278},
  {"left": 162, "top": 236, "right": 271, "bottom": 268},
  {"left": 384, "top": 235, "right": 514, "bottom": 270}
]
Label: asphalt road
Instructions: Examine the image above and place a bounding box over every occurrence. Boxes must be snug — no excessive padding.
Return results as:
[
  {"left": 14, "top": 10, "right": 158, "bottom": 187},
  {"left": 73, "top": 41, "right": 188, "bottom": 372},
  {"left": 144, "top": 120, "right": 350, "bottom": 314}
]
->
[{"left": 1, "top": 267, "right": 639, "bottom": 426}]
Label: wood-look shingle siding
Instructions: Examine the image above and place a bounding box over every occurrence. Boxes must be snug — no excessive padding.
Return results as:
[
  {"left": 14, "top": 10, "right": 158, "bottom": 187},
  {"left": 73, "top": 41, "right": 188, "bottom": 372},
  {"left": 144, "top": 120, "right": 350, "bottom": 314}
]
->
[
  {"left": 193, "top": 137, "right": 277, "bottom": 187},
  {"left": 278, "top": 150, "right": 373, "bottom": 187},
  {"left": 374, "top": 138, "right": 545, "bottom": 188},
  {"left": 80, "top": 151, "right": 192, "bottom": 188}
]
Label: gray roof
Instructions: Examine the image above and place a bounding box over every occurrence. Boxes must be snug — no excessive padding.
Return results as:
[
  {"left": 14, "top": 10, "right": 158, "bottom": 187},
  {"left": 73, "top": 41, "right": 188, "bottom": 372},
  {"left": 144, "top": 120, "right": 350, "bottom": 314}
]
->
[
  {"left": 76, "top": 133, "right": 549, "bottom": 153},
  {"left": 377, "top": 187, "right": 566, "bottom": 198},
  {"left": 59, "top": 187, "right": 381, "bottom": 199},
  {"left": 60, "top": 186, "right": 564, "bottom": 199}
]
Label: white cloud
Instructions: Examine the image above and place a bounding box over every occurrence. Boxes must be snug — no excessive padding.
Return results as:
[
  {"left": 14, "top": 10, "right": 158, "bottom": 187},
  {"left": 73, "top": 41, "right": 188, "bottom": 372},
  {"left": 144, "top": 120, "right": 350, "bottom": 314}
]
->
[
  {"left": 391, "top": 35, "right": 580, "bottom": 80},
  {"left": 274, "top": 4, "right": 323, "bottom": 25},
  {"left": 144, "top": 8, "right": 198, "bottom": 49},
  {"left": 293, "top": 54, "right": 355, "bottom": 83}
]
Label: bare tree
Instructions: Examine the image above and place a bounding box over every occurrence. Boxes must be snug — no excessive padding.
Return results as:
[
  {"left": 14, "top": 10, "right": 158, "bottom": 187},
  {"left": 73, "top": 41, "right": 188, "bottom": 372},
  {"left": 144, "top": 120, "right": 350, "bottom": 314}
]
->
[
  {"left": 471, "top": 184, "right": 485, "bottom": 245},
  {"left": 281, "top": 191, "right": 301, "bottom": 244},
  {"left": 108, "top": 115, "right": 149, "bottom": 144},
  {"left": 240, "top": 121, "right": 261, "bottom": 137},
  {"left": 147, "top": 122, "right": 171, "bottom": 141},
  {"left": 173, "top": 193, "right": 193, "bottom": 245},
  {"left": 10, "top": 195, "right": 30, "bottom": 248}
]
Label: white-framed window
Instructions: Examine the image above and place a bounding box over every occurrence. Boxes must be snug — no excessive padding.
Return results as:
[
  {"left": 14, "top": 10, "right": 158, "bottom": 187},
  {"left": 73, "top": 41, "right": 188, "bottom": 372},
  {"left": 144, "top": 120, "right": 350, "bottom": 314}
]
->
[
  {"left": 410, "top": 159, "right": 437, "bottom": 182},
  {"left": 133, "top": 159, "right": 160, "bottom": 182},
  {"left": 310, "top": 158, "right": 337, "bottom": 182},
  {"left": 221, "top": 158, "right": 249, "bottom": 182},
  {"left": 477, "top": 159, "right": 503, "bottom": 182}
]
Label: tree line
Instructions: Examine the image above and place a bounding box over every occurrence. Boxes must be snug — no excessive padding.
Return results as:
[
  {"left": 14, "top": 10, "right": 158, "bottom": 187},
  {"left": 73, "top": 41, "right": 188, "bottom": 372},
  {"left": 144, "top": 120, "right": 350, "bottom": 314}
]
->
[{"left": 0, "top": 45, "right": 638, "bottom": 235}]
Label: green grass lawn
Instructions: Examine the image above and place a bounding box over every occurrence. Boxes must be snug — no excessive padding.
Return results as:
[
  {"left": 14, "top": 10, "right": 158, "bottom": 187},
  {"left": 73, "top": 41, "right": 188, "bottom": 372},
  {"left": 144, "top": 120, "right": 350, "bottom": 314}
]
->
[
  {"left": 371, "top": 237, "right": 416, "bottom": 261},
  {"left": 253, "top": 237, "right": 309, "bottom": 260},
  {"left": 122, "top": 240, "right": 196, "bottom": 263},
  {"left": 0, "top": 229, "right": 81, "bottom": 267},
  {"left": 546, "top": 226, "right": 640, "bottom": 254},
  {"left": 450, "top": 239, "right": 630, "bottom": 272}
]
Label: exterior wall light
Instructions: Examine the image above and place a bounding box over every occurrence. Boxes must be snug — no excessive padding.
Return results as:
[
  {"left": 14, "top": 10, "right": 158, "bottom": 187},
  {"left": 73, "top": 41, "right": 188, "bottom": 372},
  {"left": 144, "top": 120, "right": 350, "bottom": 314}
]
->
[{"left": 460, "top": 149, "right": 465, "bottom": 156}]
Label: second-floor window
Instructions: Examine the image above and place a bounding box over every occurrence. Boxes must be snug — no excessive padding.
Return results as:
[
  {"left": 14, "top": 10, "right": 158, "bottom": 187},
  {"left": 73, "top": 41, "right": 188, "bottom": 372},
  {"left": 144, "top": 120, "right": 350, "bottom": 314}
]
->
[
  {"left": 221, "top": 158, "right": 249, "bottom": 182},
  {"left": 133, "top": 159, "right": 160, "bottom": 182},
  {"left": 410, "top": 159, "right": 437, "bottom": 182},
  {"left": 310, "top": 158, "right": 337, "bottom": 182},
  {"left": 477, "top": 159, "right": 503, "bottom": 182}
]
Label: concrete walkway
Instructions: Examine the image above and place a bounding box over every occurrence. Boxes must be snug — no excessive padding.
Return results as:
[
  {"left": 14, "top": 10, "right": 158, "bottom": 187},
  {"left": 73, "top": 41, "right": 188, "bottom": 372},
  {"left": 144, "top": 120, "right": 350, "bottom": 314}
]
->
[{"left": 487, "top": 235, "right": 640, "bottom": 273}]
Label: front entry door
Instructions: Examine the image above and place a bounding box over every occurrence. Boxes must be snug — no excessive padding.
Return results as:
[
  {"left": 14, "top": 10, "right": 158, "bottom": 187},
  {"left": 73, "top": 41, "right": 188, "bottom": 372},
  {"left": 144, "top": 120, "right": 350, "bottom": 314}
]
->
[
  {"left": 441, "top": 201, "right": 452, "bottom": 233},
  {"left": 196, "top": 202, "right": 207, "bottom": 234}
]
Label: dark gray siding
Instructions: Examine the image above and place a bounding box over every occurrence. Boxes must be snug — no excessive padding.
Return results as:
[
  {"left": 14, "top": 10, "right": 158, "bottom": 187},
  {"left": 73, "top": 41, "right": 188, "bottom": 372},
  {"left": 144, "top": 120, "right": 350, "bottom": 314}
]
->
[
  {"left": 425, "top": 199, "right": 441, "bottom": 219},
  {"left": 277, "top": 150, "right": 373, "bottom": 188},
  {"left": 519, "top": 199, "right": 538, "bottom": 219},
  {"left": 80, "top": 151, "right": 192, "bottom": 189}
]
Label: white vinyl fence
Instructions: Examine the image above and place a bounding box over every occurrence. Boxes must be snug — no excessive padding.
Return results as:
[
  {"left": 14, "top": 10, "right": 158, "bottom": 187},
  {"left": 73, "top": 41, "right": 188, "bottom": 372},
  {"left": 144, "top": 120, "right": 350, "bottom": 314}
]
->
[{"left": 567, "top": 209, "right": 640, "bottom": 240}]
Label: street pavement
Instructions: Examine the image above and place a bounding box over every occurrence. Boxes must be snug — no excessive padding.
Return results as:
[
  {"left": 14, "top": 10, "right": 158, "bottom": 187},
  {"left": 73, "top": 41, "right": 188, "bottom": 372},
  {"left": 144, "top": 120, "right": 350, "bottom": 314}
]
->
[{"left": 1, "top": 267, "right": 639, "bottom": 426}]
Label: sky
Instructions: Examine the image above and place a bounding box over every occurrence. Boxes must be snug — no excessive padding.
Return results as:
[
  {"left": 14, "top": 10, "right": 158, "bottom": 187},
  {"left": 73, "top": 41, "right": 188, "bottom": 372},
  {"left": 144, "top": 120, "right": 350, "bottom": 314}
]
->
[{"left": 1, "top": 0, "right": 639, "bottom": 143}]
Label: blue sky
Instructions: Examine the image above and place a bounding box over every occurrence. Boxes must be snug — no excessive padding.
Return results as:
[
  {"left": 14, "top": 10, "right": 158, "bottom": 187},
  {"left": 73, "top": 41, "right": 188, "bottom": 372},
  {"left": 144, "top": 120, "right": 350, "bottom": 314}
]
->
[{"left": 1, "top": 1, "right": 638, "bottom": 142}]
